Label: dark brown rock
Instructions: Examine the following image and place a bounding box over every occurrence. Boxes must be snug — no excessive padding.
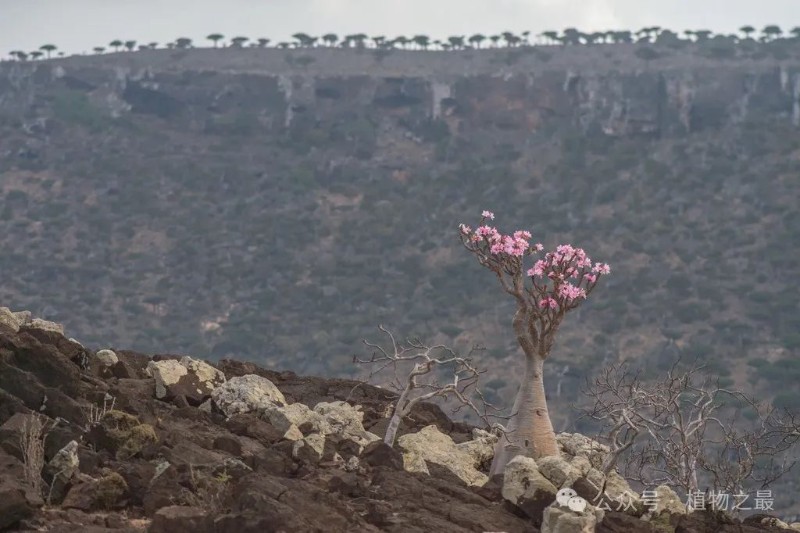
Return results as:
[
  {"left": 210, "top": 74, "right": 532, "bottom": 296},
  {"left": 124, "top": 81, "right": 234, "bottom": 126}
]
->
[
  {"left": 61, "top": 471, "right": 128, "bottom": 511},
  {"left": 0, "top": 451, "right": 41, "bottom": 529},
  {"left": 225, "top": 413, "right": 284, "bottom": 445},
  {"left": 361, "top": 440, "right": 404, "bottom": 470},
  {"left": 213, "top": 434, "right": 243, "bottom": 456},
  {"left": 150, "top": 506, "right": 214, "bottom": 533},
  {"left": 599, "top": 511, "right": 658, "bottom": 532}
]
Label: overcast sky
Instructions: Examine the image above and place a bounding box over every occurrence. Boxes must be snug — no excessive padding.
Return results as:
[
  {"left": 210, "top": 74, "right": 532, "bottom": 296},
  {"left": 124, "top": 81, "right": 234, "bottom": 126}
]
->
[{"left": 1, "top": 0, "right": 798, "bottom": 55}]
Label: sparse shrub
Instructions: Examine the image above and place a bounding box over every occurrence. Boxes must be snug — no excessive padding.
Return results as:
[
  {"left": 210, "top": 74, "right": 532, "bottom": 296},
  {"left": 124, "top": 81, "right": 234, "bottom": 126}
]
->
[{"left": 20, "top": 414, "right": 57, "bottom": 497}]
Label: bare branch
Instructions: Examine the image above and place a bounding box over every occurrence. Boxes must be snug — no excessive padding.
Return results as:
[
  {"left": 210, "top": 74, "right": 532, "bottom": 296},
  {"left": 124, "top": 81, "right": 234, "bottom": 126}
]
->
[
  {"left": 355, "top": 326, "right": 507, "bottom": 447},
  {"left": 579, "top": 361, "right": 798, "bottom": 497}
]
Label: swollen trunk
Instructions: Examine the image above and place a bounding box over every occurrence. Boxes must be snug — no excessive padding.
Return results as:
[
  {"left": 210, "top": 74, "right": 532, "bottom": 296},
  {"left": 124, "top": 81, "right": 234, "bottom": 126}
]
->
[{"left": 489, "top": 354, "right": 559, "bottom": 477}]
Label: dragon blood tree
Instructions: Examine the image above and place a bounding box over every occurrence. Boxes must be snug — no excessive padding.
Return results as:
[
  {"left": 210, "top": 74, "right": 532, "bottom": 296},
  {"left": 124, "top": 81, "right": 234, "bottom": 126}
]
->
[{"left": 459, "top": 210, "right": 611, "bottom": 476}]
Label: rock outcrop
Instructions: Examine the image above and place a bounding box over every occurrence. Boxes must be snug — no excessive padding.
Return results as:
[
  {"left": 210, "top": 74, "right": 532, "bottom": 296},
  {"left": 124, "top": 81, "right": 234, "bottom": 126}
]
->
[{"left": 0, "top": 312, "right": 792, "bottom": 532}]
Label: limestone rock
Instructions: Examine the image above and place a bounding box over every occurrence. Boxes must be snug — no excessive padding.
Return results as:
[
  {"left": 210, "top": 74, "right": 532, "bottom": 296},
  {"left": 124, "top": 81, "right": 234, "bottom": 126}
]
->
[
  {"left": 0, "top": 307, "right": 21, "bottom": 331},
  {"left": 557, "top": 432, "right": 610, "bottom": 469},
  {"left": 397, "top": 425, "right": 488, "bottom": 487},
  {"left": 147, "top": 360, "right": 187, "bottom": 398},
  {"left": 47, "top": 440, "right": 80, "bottom": 481},
  {"left": 649, "top": 484, "right": 687, "bottom": 516},
  {"left": 211, "top": 374, "right": 286, "bottom": 417},
  {"left": 95, "top": 349, "right": 119, "bottom": 367},
  {"left": 542, "top": 501, "right": 604, "bottom": 533},
  {"left": 538, "top": 455, "right": 577, "bottom": 488},
  {"left": 179, "top": 356, "right": 225, "bottom": 390},
  {"left": 567, "top": 455, "right": 592, "bottom": 478},
  {"left": 502, "top": 455, "right": 558, "bottom": 522},
  {"left": 147, "top": 356, "right": 225, "bottom": 405},
  {"left": 455, "top": 427, "right": 497, "bottom": 470},
  {"left": 262, "top": 402, "right": 325, "bottom": 435},
  {"left": 604, "top": 471, "right": 642, "bottom": 513},
  {"left": 45, "top": 440, "right": 80, "bottom": 504},
  {"left": 313, "top": 401, "right": 380, "bottom": 447},
  {"left": 282, "top": 424, "right": 304, "bottom": 441},
  {"left": 292, "top": 433, "right": 326, "bottom": 464},
  {"left": 28, "top": 317, "right": 65, "bottom": 335}
]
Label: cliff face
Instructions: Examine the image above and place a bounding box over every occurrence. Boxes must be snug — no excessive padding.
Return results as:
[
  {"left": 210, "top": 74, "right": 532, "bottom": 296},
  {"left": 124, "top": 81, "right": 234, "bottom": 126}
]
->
[
  {"left": 3, "top": 46, "right": 799, "bottom": 139},
  {"left": 0, "top": 46, "right": 799, "bottom": 449}
]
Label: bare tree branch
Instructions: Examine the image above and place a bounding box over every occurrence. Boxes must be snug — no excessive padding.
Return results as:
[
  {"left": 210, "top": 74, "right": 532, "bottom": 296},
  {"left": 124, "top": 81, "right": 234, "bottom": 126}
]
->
[
  {"left": 354, "top": 326, "right": 508, "bottom": 446},
  {"left": 579, "top": 361, "right": 798, "bottom": 497}
]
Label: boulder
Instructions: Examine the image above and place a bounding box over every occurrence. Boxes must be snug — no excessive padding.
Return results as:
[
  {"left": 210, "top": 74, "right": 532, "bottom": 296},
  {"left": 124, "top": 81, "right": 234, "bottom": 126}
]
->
[
  {"left": 150, "top": 505, "right": 214, "bottom": 533},
  {"left": 598, "top": 511, "right": 659, "bottom": 532},
  {"left": 292, "top": 433, "right": 326, "bottom": 464},
  {"left": 397, "top": 425, "right": 488, "bottom": 486},
  {"left": 572, "top": 467, "right": 606, "bottom": 501},
  {"left": 567, "top": 455, "right": 592, "bottom": 478},
  {"left": 0, "top": 451, "right": 41, "bottom": 530},
  {"left": 28, "top": 317, "right": 65, "bottom": 334},
  {"left": 0, "top": 307, "right": 21, "bottom": 332},
  {"left": 361, "top": 440, "right": 404, "bottom": 470},
  {"left": 46, "top": 439, "right": 79, "bottom": 481},
  {"left": 542, "top": 500, "right": 605, "bottom": 533},
  {"left": 94, "top": 349, "right": 119, "bottom": 367},
  {"left": 648, "top": 484, "right": 687, "bottom": 516},
  {"left": 211, "top": 374, "right": 286, "bottom": 417},
  {"left": 603, "top": 471, "right": 642, "bottom": 514},
  {"left": 86, "top": 410, "right": 158, "bottom": 460},
  {"left": 11, "top": 310, "right": 31, "bottom": 326},
  {"left": 742, "top": 514, "right": 791, "bottom": 529},
  {"left": 61, "top": 470, "right": 127, "bottom": 511},
  {"left": 44, "top": 439, "right": 80, "bottom": 503},
  {"left": 538, "top": 455, "right": 578, "bottom": 488},
  {"left": 313, "top": 401, "right": 380, "bottom": 447},
  {"left": 147, "top": 356, "right": 225, "bottom": 405},
  {"left": 502, "top": 456, "right": 558, "bottom": 523},
  {"left": 455, "top": 427, "right": 497, "bottom": 470},
  {"left": 263, "top": 402, "right": 325, "bottom": 435},
  {"left": 557, "top": 432, "right": 610, "bottom": 469}
]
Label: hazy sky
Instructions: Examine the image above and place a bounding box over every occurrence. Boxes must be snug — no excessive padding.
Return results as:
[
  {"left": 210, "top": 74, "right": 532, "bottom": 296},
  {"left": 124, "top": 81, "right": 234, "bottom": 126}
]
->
[{"left": 1, "top": 0, "right": 798, "bottom": 55}]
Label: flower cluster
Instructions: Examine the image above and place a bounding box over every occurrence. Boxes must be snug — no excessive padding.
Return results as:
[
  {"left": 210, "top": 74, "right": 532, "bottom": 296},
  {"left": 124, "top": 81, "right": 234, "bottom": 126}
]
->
[
  {"left": 460, "top": 210, "right": 610, "bottom": 312},
  {"left": 461, "top": 212, "right": 543, "bottom": 259}
]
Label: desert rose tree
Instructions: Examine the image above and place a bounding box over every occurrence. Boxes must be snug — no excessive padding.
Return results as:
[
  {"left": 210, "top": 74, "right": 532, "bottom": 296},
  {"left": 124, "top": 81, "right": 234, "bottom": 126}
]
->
[{"left": 459, "top": 210, "right": 610, "bottom": 476}]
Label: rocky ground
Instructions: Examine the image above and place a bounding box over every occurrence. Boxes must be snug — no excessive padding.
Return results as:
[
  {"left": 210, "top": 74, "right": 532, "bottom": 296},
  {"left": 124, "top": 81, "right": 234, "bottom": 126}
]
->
[{"left": 0, "top": 308, "right": 797, "bottom": 532}]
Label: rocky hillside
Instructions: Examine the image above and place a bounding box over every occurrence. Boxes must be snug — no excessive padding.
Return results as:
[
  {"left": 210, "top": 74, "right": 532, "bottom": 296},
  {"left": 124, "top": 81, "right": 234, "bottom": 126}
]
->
[
  {"left": 0, "top": 41, "right": 799, "bottom": 432},
  {"left": 1, "top": 310, "right": 797, "bottom": 532}
]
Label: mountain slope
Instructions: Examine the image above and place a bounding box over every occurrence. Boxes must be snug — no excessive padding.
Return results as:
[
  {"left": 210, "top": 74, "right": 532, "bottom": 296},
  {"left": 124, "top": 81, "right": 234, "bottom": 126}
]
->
[{"left": 0, "top": 42, "right": 799, "bottom": 429}]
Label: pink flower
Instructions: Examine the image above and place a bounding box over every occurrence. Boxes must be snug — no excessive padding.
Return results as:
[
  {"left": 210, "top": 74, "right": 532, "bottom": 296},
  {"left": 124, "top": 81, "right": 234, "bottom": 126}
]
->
[
  {"left": 513, "top": 230, "right": 532, "bottom": 241},
  {"left": 539, "top": 297, "right": 558, "bottom": 309},
  {"left": 583, "top": 273, "right": 597, "bottom": 284},
  {"left": 533, "top": 243, "right": 544, "bottom": 252},
  {"left": 558, "top": 283, "right": 586, "bottom": 301},
  {"left": 459, "top": 224, "right": 471, "bottom": 235},
  {"left": 592, "top": 263, "right": 611, "bottom": 275},
  {"left": 476, "top": 225, "right": 500, "bottom": 241},
  {"left": 528, "top": 260, "right": 546, "bottom": 277},
  {"left": 482, "top": 210, "right": 495, "bottom": 220}
]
